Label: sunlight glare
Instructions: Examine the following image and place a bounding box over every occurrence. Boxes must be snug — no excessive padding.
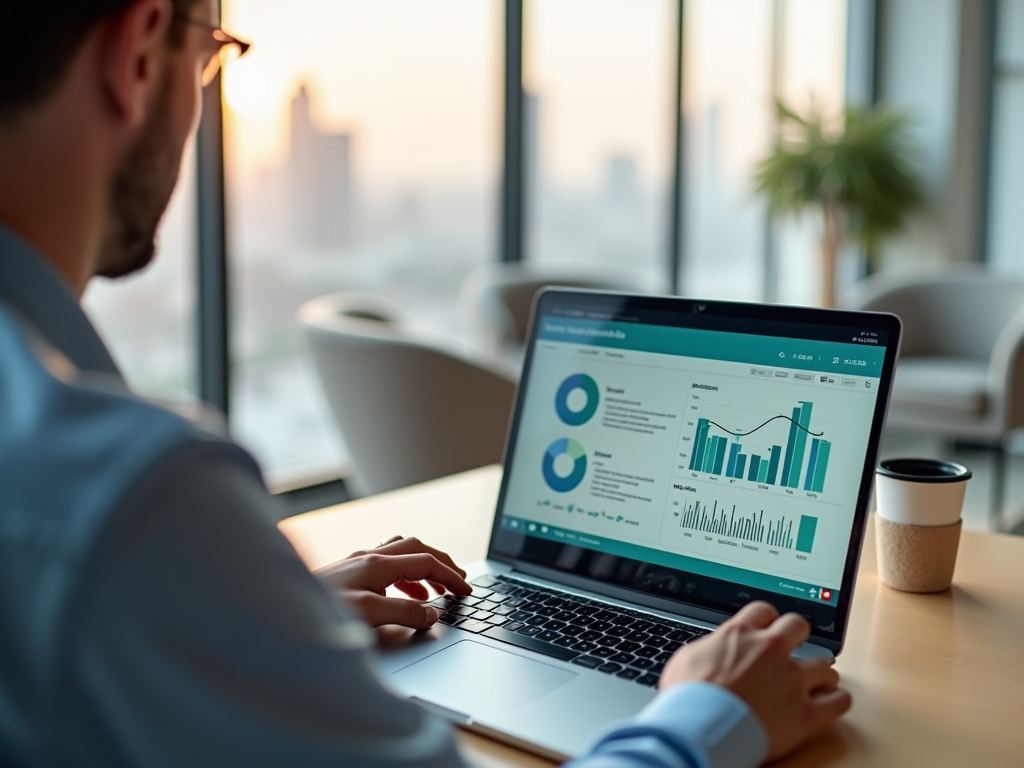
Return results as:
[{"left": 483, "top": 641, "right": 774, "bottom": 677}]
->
[{"left": 223, "top": 54, "right": 283, "bottom": 118}]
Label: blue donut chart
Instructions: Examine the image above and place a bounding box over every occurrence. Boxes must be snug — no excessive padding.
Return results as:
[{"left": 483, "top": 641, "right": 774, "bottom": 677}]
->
[
  {"left": 542, "top": 438, "right": 588, "bottom": 492},
  {"left": 555, "top": 373, "right": 600, "bottom": 426}
]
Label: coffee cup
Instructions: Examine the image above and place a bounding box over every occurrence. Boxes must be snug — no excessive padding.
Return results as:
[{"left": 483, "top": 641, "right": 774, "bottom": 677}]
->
[{"left": 874, "top": 458, "right": 972, "bottom": 593}]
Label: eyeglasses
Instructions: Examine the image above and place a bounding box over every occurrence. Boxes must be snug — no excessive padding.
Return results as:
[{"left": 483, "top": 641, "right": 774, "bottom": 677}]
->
[{"left": 175, "top": 14, "right": 252, "bottom": 86}]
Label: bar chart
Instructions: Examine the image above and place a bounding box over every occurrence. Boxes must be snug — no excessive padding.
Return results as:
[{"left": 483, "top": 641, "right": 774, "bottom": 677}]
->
[
  {"left": 686, "top": 401, "right": 831, "bottom": 493},
  {"left": 677, "top": 498, "right": 819, "bottom": 553}
]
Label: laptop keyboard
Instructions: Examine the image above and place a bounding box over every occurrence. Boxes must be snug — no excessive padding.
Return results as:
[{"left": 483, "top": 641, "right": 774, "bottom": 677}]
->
[{"left": 430, "top": 575, "right": 711, "bottom": 688}]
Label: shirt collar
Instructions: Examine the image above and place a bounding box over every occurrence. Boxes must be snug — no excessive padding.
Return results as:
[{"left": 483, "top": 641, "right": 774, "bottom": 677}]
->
[{"left": 0, "top": 224, "right": 121, "bottom": 377}]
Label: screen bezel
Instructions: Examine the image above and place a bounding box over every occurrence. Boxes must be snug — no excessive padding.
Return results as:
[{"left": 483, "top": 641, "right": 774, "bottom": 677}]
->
[{"left": 486, "top": 289, "right": 902, "bottom": 654}]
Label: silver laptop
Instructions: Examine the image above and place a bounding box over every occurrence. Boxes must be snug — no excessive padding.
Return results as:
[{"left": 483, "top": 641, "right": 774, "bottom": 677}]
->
[{"left": 378, "top": 290, "right": 901, "bottom": 760}]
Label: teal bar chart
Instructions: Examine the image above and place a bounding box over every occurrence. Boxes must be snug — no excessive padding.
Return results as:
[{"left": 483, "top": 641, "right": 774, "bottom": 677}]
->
[{"left": 687, "top": 403, "right": 829, "bottom": 491}]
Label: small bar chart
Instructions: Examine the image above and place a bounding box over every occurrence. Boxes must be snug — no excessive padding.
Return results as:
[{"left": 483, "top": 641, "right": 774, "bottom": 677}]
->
[
  {"left": 687, "top": 402, "right": 829, "bottom": 492},
  {"left": 678, "top": 499, "right": 765, "bottom": 543},
  {"left": 677, "top": 498, "right": 819, "bottom": 553},
  {"left": 675, "top": 499, "right": 819, "bottom": 552}
]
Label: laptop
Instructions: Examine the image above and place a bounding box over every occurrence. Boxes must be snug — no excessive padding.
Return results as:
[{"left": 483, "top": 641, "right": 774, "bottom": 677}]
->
[{"left": 378, "top": 289, "right": 901, "bottom": 760}]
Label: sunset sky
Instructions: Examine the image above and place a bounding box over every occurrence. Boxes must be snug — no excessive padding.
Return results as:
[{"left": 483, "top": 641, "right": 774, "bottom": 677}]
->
[{"left": 221, "top": 0, "right": 844, "bottom": 189}]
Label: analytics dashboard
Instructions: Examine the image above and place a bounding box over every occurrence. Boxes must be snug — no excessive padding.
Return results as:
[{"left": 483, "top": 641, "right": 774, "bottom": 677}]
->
[{"left": 500, "top": 316, "right": 886, "bottom": 606}]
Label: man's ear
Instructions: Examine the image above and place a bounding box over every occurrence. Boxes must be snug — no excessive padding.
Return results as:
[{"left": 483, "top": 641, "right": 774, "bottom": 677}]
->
[{"left": 100, "top": 0, "right": 174, "bottom": 128}]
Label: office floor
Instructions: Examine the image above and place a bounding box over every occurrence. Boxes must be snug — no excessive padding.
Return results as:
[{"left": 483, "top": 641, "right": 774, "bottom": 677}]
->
[{"left": 877, "top": 433, "right": 1024, "bottom": 534}]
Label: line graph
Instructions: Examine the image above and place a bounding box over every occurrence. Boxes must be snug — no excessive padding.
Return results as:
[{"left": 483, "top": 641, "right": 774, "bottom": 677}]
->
[
  {"left": 686, "top": 400, "right": 832, "bottom": 491},
  {"left": 701, "top": 414, "right": 824, "bottom": 439}
]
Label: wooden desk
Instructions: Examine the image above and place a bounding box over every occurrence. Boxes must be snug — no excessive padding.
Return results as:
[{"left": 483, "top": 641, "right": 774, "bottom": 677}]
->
[{"left": 280, "top": 466, "right": 1024, "bottom": 768}]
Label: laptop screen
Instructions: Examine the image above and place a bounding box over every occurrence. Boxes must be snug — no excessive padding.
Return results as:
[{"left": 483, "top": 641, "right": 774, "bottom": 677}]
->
[{"left": 490, "top": 291, "right": 899, "bottom": 646}]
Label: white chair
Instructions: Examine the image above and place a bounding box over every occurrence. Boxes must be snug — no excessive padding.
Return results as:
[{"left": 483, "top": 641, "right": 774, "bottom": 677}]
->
[
  {"left": 461, "top": 262, "right": 667, "bottom": 368},
  {"left": 299, "top": 293, "right": 516, "bottom": 496},
  {"left": 844, "top": 269, "right": 1024, "bottom": 527}
]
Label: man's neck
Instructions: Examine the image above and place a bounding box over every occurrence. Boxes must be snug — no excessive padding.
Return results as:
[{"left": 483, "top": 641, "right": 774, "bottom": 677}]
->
[{"left": 0, "top": 76, "right": 113, "bottom": 299}]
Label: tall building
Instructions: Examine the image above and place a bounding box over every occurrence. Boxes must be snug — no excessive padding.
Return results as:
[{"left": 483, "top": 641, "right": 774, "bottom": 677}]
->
[{"left": 289, "top": 85, "right": 354, "bottom": 251}]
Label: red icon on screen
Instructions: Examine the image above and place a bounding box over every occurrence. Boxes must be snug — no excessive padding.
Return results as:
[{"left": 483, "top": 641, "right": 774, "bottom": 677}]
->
[{"left": 821, "top": 589, "right": 832, "bottom": 601}]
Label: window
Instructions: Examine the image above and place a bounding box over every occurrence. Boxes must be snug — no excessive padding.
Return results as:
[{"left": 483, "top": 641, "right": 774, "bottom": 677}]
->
[
  {"left": 773, "top": 0, "right": 848, "bottom": 305},
  {"left": 682, "top": 0, "right": 774, "bottom": 301},
  {"left": 83, "top": 141, "right": 196, "bottom": 400},
  {"left": 681, "top": 0, "right": 847, "bottom": 304},
  {"left": 988, "top": 0, "right": 1024, "bottom": 274},
  {"left": 182, "top": 0, "right": 858, "bottom": 491},
  {"left": 222, "top": 0, "right": 502, "bottom": 488},
  {"left": 874, "top": 0, "right": 960, "bottom": 269},
  {"left": 523, "top": 0, "right": 675, "bottom": 289}
]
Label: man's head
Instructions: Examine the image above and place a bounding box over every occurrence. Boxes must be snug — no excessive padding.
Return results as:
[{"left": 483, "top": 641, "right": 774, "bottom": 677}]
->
[{"left": 0, "top": 0, "right": 245, "bottom": 293}]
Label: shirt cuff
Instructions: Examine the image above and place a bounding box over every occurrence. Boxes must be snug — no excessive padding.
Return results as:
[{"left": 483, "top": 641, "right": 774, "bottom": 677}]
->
[{"left": 587, "top": 682, "right": 768, "bottom": 768}]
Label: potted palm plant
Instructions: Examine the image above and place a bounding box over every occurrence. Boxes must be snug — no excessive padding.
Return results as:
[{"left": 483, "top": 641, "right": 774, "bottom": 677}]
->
[{"left": 755, "top": 100, "right": 925, "bottom": 307}]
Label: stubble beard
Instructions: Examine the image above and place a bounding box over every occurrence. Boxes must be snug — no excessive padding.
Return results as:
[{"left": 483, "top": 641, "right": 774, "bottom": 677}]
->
[{"left": 96, "top": 70, "right": 185, "bottom": 281}]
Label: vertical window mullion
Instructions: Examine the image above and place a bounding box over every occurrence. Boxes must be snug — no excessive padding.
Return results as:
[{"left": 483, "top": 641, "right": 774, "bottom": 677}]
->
[
  {"left": 195, "top": 74, "right": 231, "bottom": 415},
  {"left": 977, "top": 0, "right": 998, "bottom": 264},
  {"left": 669, "top": 0, "right": 685, "bottom": 294},
  {"left": 502, "top": 0, "right": 526, "bottom": 263},
  {"left": 762, "top": 0, "right": 785, "bottom": 303}
]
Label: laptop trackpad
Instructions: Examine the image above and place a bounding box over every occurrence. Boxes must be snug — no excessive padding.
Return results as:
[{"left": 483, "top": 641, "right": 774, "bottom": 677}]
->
[{"left": 391, "top": 640, "right": 577, "bottom": 720}]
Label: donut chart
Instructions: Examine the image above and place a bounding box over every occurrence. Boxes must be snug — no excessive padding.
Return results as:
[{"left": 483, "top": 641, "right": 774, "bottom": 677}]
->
[
  {"left": 542, "top": 437, "right": 588, "bottom": 492},
  {"left": 555, "top": 373, "right": 600, "bottom": 426}
]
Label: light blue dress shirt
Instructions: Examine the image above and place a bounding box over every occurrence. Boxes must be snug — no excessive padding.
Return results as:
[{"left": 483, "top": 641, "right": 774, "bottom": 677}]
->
[{"left": 0, "top": 224, "right": 768, "bottom": 768}]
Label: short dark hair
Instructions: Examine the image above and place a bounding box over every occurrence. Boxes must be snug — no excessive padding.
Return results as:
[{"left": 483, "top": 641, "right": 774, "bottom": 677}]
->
[{"left": 0, "top": 0, "right": 200, "bottom": 124}]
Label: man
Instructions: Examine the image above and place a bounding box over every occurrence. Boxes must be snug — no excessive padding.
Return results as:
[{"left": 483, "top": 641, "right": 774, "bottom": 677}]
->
[{"left": 0, "top": 1, "right": 852, "bottom": 766}]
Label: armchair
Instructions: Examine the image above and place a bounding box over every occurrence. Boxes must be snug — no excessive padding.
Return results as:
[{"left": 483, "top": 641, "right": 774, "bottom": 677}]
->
[
  {"left": 299, "top": 293, "right": 516, "bottom": 497},
  {"left": 844, "top": 269, "right": 1024, "bottom": 527}
]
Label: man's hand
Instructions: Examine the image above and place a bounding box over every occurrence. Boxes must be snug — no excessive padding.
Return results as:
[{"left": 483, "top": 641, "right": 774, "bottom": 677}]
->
[
  {"left": 660, "top": 601, "right": 852, "bottom": 761},
  {"left": 314, "top": 536, "right": 472, "bottom": 630}
]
